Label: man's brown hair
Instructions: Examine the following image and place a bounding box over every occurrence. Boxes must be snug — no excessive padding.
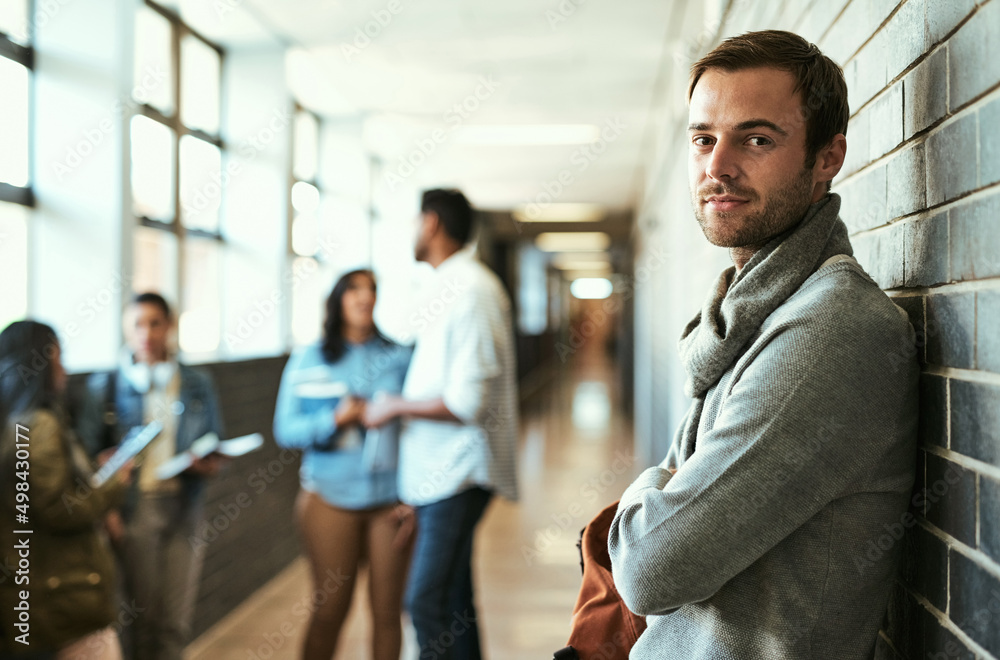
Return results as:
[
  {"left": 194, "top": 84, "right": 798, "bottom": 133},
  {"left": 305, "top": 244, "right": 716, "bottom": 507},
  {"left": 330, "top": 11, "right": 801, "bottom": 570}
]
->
[{"left": 688, "top": 29, "right": 849, "bottom": 168}]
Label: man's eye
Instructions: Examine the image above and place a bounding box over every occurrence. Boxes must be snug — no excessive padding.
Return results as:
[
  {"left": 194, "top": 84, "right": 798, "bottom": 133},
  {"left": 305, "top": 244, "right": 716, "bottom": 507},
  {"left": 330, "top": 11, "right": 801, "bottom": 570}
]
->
[
  {"left": 747, "top": 136, "right": 772, "bottom": 146},
  {"left": 693, "top": 136, "right": 714, "bottom": 147}
]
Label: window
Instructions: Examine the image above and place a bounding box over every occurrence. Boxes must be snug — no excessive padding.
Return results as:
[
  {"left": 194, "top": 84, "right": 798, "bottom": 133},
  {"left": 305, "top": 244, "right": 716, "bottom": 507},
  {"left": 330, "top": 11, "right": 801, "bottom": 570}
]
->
[
  {"left": 0, "top": 0, "right": 33, "bottom": 329},
  {"left": 129, "top": 1, "right": 224, "bottom": 357},
  {"left": 290, "top": 108, "right": 320, "bottom": 257},
  {"left": 289, "top": 106, "right": 323, "bottom": 344}
]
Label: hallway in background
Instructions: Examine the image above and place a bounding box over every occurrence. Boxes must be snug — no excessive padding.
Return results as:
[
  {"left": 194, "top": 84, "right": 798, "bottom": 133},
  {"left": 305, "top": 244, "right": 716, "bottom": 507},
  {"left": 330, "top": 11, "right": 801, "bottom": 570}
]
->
[{"left": 185, "top": 350, "right": 638, "bottom": 660}]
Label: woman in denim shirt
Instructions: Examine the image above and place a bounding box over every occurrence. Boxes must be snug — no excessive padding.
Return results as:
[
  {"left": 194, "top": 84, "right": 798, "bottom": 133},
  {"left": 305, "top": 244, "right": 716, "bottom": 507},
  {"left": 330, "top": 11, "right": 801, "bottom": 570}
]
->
[{"left": 273, "top": 269, "right": 413, "bottom": 660}]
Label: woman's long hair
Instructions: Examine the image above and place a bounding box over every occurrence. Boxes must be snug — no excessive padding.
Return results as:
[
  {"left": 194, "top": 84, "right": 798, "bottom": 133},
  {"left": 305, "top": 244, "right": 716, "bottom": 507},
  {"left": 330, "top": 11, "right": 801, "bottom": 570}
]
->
[
  {"left": 320, "top": 269, "right": 388, "bottom": 363},
  {"left": 0, "top": 321, "right": 61, "bottom": 430}
]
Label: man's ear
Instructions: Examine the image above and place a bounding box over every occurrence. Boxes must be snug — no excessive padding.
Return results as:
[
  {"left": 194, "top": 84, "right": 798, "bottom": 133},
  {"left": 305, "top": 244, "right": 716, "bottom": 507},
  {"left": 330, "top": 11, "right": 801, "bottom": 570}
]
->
[
  {"left": 814, "top": 133, "right": 847, "bottom": 185},
  {"left": 422, "top": 211, "right": 440, "bottom": 239}
]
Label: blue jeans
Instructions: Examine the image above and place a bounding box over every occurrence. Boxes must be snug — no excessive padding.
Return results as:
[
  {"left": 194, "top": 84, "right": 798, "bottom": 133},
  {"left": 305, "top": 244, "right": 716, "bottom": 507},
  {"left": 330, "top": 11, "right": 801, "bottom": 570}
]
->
[{"left": 405, "top": 486, "right": 493, "bottom": 660}]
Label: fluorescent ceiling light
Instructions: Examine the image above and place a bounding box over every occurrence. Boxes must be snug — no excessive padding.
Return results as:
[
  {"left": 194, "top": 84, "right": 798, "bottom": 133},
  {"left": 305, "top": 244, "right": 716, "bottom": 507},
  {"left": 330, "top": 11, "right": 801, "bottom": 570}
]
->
[
  {"left": 454, "top": 124, "right": 600, "bottom": 146},
  {"left": 513, "top": 203, "right": 605, "bottom": 223},
  {"left": 551, "top": 252, "right": 610, "bottom": 271},
  {"left": 535, "top": 232, "right": 611, "bottom": 252},
  {"left": 571, "top": 278, "right": 614, "bottom": 300},
  {"left": 554, "top": 260, "right": 612, "bottom": 272}
]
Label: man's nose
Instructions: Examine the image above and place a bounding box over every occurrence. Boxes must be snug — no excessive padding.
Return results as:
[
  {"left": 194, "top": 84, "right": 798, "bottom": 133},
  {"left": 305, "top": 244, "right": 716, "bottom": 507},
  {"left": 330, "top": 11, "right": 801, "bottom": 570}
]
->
[{"left": 704, "top": 141, "right": 740, "bottom": 181}]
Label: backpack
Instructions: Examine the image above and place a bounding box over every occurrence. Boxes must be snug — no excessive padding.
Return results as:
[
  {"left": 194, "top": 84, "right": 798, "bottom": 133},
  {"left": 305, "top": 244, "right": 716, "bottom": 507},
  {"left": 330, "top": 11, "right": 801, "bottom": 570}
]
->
[{"left": 553, "top": 500, "right": 646, "bottom": 660}]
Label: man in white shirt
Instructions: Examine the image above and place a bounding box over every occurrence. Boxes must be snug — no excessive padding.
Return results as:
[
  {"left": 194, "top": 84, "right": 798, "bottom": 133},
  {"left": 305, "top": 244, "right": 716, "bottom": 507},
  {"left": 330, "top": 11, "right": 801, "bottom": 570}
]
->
[{"left": 364, "top": 188, "right": 518, "bottom": 660}]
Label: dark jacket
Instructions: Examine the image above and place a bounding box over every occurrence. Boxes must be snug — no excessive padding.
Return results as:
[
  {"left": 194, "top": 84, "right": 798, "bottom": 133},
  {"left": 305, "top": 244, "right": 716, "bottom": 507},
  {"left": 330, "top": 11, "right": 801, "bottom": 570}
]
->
[
  {"left": 0, "top": 409, "right": 127, "bottom": 653},
  {"left": 77, "top": 363, "right": 224, "bottom": 515}
]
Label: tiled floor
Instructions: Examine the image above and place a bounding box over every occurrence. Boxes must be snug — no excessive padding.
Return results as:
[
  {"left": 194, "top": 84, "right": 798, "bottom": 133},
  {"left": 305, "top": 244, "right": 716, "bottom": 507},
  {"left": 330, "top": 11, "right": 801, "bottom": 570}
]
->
[{"left": 186, "top": 354, "right": 637, "bottom": 659}]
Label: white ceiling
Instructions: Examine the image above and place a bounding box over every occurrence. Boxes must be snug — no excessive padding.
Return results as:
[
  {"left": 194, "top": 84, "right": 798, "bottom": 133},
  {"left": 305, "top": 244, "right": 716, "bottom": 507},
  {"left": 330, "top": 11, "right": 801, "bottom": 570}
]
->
[{"left": 169, "top": 0, "right": 680, "bottom": 213}]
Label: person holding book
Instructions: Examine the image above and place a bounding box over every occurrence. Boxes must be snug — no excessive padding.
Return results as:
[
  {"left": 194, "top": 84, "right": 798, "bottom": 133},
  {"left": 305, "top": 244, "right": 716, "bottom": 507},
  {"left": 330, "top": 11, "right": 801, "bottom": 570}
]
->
[
  {"left": 273, "top": 268, "right": 413, "bottom": 660},
  {"left": 0, "top": 320, "right": 131, "bottom": 659},
  {"left": 77, "top": 292, "right": 224, "bottom": 660}
]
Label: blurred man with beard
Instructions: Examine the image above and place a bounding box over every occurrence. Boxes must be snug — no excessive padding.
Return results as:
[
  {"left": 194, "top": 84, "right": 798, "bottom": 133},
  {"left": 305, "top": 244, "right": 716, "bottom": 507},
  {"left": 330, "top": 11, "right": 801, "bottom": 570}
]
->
[{"left": 363, "top": 189, "right": 518, "bottom": 660}]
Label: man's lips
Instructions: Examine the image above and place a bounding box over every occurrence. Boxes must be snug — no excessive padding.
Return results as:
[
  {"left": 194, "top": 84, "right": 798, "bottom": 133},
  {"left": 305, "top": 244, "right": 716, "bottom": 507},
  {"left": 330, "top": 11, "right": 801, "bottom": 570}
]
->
[{"left": 703, "top": 195, "right": 749, "bottom": 212}]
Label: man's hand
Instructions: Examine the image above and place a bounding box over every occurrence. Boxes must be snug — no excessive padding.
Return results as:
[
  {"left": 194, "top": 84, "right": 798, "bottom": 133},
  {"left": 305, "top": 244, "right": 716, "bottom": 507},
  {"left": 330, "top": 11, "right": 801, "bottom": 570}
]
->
[
  {"left": 97, "top": 448, "right": 136, "bottom": 487},
  {"left": 96, "top": 447, "right": 116, "bottom": 467},
  {"left": 104, "top": 510, "right": 126, "bottom": 547},
  {"left": 334, "top": 395, "right": 366, "bottom": 428},
  {"left": 186, "top": 453, "right": 227, "bottom": 477},
  {"left": 363, "top": 395, "right": 403, "bottom": 428}
]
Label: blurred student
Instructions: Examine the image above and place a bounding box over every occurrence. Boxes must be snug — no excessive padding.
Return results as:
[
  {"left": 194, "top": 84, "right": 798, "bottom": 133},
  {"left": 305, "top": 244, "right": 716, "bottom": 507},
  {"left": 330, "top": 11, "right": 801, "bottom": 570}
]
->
[
  {"left": 273, "top": 269, "right": 413, "bottom": 660},
  {"left": 78, "top": 293, "right": 224, "bottom": 660},
  {"left": 363, "top": 189, "right": 519, "bottom": 660},
  {"left": 0, "top": 321, "right": 130, "bottom": 659}
]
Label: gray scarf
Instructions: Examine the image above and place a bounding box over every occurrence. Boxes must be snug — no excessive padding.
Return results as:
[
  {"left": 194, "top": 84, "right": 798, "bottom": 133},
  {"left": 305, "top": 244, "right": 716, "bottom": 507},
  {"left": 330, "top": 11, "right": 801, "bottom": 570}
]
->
[{"left": 673, "top": 193, "right": 853, "bottom": 457}]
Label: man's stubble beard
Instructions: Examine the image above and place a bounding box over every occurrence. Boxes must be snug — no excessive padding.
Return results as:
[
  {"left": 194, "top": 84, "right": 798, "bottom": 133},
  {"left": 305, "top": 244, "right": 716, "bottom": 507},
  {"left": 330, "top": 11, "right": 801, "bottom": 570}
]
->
[{"left": 692, "top": 167, "right": 816, "bottom": 250}]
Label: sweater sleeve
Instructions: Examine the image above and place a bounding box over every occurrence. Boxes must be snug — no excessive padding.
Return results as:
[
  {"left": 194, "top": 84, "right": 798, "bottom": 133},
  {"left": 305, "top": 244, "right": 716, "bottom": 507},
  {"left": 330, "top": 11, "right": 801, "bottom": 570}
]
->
[
  {"left": 660, "top": 403, "right": 694, "bottom": 471},
  {"left": 26, "top": 411, "right": 126, "bottom": 533},
  {"left": 609, "top": 303, "right": 917, "bottom": 616}
]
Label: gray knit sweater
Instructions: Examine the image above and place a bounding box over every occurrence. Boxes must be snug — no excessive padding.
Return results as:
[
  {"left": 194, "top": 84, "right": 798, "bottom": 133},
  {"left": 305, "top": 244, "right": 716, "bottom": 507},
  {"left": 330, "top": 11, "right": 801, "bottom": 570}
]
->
[{"left": 609, "top": 194, "right": 919, "bottom": 659}]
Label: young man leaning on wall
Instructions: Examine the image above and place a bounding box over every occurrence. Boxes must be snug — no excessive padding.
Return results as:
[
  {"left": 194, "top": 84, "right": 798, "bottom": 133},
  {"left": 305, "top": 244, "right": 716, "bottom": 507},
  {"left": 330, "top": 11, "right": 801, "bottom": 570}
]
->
[{"left": 609, "top": 30, "right": 919, "bottom": 659}]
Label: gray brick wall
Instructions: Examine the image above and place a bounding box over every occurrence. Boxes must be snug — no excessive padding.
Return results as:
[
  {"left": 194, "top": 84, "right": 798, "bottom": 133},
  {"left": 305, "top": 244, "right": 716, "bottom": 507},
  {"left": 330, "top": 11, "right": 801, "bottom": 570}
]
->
[
  {"left": 832, "top": 2, "right": 1000, "bottom": 656},
  {"left": 633, "top": 0, "right": 1000, "bottom": 657},
  {"left": 193, "top": 356, "right": 299, "bottom": 639}
]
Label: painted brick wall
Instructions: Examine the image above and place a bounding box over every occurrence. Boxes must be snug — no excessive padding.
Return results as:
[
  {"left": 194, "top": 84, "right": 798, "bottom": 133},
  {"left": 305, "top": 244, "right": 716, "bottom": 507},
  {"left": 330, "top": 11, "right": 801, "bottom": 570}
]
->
[
  {"left": 193, "top": 356, "right": 299, "bottom": 639},
  {"left": 632, "top": 1, "right": 1000, "bottom": 657}
]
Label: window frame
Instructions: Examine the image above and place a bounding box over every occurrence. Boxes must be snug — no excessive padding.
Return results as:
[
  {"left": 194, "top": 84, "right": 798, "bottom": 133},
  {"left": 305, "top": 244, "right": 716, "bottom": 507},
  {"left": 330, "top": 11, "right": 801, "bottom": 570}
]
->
[
  {"left": 130, "top": 0, "right": 227, "bottom": 361},
  {"left": 0, "top": 11, "right": 34, "bottom": 207},
  {"left": 134, "top": 0, "right": 225, "bottom": 242}
]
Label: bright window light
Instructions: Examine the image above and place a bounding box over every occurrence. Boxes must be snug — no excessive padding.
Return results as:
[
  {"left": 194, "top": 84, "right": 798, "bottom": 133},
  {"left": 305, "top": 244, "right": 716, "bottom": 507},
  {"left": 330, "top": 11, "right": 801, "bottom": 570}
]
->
[
  {"left": 291, "top": 257, "right": 323, "bottom": 345},
  {"left": 513, "top": 203, "right": 605, "bottom": 223},
  {"left": 134, "top": 6, "right": 174, "bottom": 114},
  {"left": 132, "top": 226, "right": 178, "bottom": 302},
  {"left": 179, "top": 135, "right": 222, "bottom": 232},
  {"left": 180, "top": 34, "right": 221, "bottom": 135},
  {"left": 292, "top": 213, "right": 319, "bottom": 256},
  {"left": 292, "top": 181, "right": 320, "bottom": 214},
  {"left": 0, "top": 202, "right": 28, "bottom": 330},
  {"left": 0, "top": 1, "right": 29, "bottom": 44},
  {"left": 179, "top": 238, "right": 220, "bottom": 354},
  {"left": 570, "top": 278, "right": 613, "bottom": 300},
  {"left": 0, "top": 57, "right": 29, "bottom": 188},
  {"left": 131, "top": 115, "right": 176, "bottom": 221},
  {"left": 454, "top": 124, "right": 600, "bottom": 146},
  {"left": 179, "top": 309, "right": 220, "bottom": 353},
  {"left": 293, "top": 111, "right": 319, "bottom": 182},
  {"left": 535, "top": 232, "right": 610, "bottom": 252}
]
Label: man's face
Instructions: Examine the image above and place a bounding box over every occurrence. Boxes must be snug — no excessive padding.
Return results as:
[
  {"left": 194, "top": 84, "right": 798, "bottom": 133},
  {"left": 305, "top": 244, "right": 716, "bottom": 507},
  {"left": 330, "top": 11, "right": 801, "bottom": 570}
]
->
[
  {"left": 126, "top": 303, "right": 172, "bottom": 363},
  {"left": 688, "top": 67, "right": 822, "bottom": 252},
  {"left": 413, "top": 211, "right": 434, "bottom": 262}
]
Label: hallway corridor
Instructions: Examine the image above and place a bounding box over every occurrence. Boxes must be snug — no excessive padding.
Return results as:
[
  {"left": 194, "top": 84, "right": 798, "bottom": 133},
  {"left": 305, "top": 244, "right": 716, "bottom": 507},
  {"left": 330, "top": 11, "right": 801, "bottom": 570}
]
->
[{"left": 186, "top": 356, "right": 639, "bottom": 659}]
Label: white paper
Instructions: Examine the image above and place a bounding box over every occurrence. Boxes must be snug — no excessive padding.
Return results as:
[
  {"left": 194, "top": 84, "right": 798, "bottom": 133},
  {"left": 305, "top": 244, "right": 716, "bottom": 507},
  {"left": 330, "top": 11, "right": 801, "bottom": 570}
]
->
[{"left": 153, "top": 432, "right": 265, "bottom": 480}]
